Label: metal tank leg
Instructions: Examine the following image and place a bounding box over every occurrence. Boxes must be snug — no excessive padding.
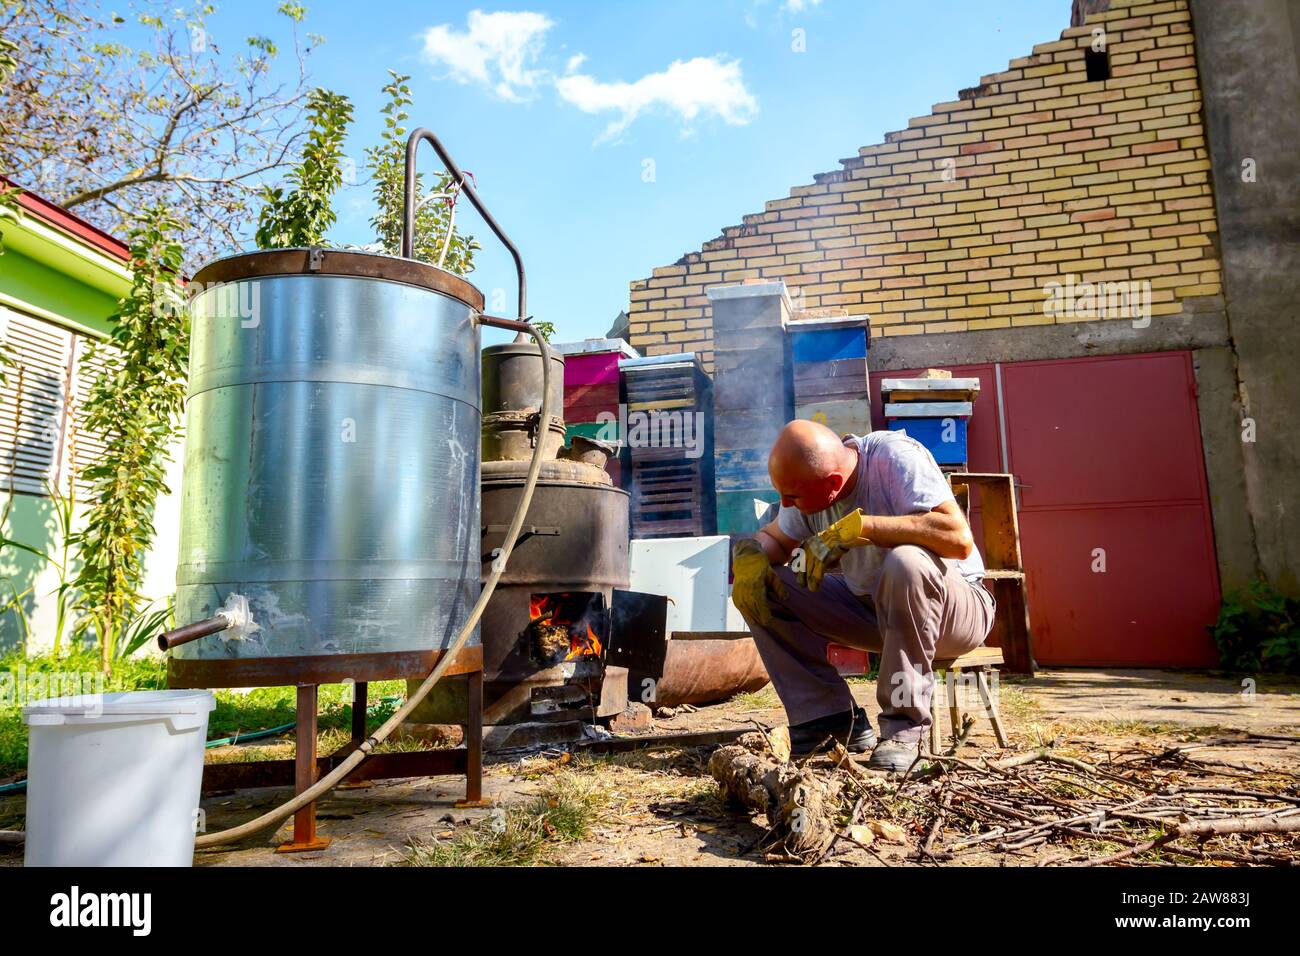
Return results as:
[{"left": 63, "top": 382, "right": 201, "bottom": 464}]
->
[
  {"left": 277, "top": 684, "right": 331, "bottom": 853},
  {"left": 351, "top": 681, "right": 368, "bottom": 743},
  {"left": 335, "top": 680, "right": 372, "bottom": 791},
  {"left": 456, "top": 668, "right": 489, "bottom": 808}
]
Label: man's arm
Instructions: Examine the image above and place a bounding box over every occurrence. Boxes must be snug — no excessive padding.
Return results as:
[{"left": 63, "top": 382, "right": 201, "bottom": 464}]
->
[
  {"left": 755, "top": 520, "right": 799, "bottom": 564},
  {"left": 859, "top": 500, "right": 974, "bottom": 560}
]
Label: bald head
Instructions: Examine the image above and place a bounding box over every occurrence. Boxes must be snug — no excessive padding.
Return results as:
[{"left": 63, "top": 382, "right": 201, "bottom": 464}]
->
[{"left": 768, "top": 420, "right": 859, "bottom": 514}]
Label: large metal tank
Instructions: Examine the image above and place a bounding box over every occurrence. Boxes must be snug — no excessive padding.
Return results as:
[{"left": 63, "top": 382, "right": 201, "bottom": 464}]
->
[{"left": 170, "top": 248, "right": 484, "bottom": 688}]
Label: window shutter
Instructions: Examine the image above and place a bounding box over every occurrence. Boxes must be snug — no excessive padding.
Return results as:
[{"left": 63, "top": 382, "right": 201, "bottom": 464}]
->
[
  {"left": 0, "top": 306, "right": 118, "bottom": 500},
  {"left": 0, "top": 306, "right": 76, "bottom": 496}
]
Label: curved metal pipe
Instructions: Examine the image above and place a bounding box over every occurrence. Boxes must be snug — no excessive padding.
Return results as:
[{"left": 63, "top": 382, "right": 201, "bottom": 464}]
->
[{"left": 403, "top": 128, "right": 526, "bottom": 320}]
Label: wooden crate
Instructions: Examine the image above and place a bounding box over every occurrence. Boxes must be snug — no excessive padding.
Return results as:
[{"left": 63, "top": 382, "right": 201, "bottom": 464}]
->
[
  {"left": 793, "top": 357, "right": 870, "bottom": 403},
  {"left": 948, "top": 472, "right": 1034, "bottom": 676}
]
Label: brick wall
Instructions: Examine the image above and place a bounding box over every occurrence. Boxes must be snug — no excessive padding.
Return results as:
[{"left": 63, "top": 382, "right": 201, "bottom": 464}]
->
[{"left": 627, "top": 0, "right": 1221, "bottom": 369}]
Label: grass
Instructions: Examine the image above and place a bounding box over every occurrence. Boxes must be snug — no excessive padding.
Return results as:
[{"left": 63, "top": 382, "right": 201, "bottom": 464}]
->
[
  {"left": 205, "top": 723, "right": 429, "bottom": 764},
  {"left": 0, "top": 647, "right": 408, "bottom": 779},
  {"left": 1, "top": 647, "right": 166, "bottom": 779},
  {"left": 730, "top": 686, "right": 780, "bottom": 710},
  {"left": 402, "top": 770, "right": 608, "bottom": 867},
  {"left": 400, "top": 748, "right": 728, "bottom": 867},
  {"left": 205, "top": 681, "right": 406, "bottom": 742}
]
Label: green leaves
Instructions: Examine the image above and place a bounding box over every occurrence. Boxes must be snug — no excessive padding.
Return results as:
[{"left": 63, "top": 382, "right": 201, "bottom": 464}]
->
[
  {"left": 255, "top": 86, "right": 354, "bottom": 249},
  {"left": 72, "top": 205, "right": 189, "bottom": 671},
  {"left": 1209, "top": 580, "right": 1300, "bottom": 675},
  {"left": 364, "top": 70, "right": 479, "bottom": 274}
]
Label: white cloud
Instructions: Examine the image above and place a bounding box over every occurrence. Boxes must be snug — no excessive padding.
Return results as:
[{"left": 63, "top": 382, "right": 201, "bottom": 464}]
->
[
  {"left": 419, "top": 11, "right": 759, "bottom": 143},
  {"left": 556, "top": 56, "right": 758, "bottom": 143},
  {"left": 421, "top": 10, "right": 554, "bottom": 101},
  {"left": 784, "top": 0, "right": 822, "bottom": 11}
]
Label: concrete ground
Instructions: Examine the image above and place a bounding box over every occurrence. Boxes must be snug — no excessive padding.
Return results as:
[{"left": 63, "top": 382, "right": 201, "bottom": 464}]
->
[
  {"left": 1, "top": 667, "right": 1296, "bottom": 867},
  {"left": 1003, "top": 668, "right": 1299, "bottom": 731}
]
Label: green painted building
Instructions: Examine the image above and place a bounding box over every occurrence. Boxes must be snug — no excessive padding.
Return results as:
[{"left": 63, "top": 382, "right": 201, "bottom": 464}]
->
[{"left": 0, "top": 184, "right": 182, "bottom": 652}]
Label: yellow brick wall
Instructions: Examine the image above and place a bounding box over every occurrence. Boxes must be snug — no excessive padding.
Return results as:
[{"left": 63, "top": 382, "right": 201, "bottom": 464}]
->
[{"left": 627, "top": 0, "right": 1221, "bottom": 368}]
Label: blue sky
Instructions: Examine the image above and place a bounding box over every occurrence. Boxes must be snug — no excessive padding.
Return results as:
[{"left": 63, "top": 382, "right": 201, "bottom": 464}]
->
[{"left": 214, "top": 0, "right": 1071, "bottom": 345}]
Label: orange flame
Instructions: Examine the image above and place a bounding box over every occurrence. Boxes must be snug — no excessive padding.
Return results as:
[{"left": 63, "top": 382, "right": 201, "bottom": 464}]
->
[{"left": 564, "top": 623, "right": 602, "bottom": 661}]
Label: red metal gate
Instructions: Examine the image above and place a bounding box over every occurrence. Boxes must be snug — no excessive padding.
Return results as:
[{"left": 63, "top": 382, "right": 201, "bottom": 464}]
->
[{"left": 871, "top": 350, "right": 1221, "bottom": 667}]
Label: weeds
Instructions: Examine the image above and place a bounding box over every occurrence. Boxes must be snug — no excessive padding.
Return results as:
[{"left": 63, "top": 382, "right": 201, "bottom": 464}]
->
[{"left": 402, "top": 772, "right": 606, "bottom": 867}]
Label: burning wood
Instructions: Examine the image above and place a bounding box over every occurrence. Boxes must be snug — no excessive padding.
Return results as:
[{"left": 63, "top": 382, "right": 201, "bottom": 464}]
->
[
  {"left": 532, "top": 622, "right": 572, "bottom": 662},
  {"left": 528, "top": 593, "right": 605, "bottom": 665}
]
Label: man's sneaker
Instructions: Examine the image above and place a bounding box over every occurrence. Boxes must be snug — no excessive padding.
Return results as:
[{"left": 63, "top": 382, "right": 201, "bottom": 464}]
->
[
  {"left": 866, "top": 737, "right": 927, "bottom": 773},
  {"left": 788, "top": 706, "right": 876, "bottom": 758}
]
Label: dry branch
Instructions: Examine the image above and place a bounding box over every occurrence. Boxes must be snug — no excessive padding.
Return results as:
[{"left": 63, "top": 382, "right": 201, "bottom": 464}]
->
[
  {"left": 709, "top": 732, "right": 843, "bottom": 860},
  {"left": 709, "top": 732, "right": 1300, "bottom": 867}
]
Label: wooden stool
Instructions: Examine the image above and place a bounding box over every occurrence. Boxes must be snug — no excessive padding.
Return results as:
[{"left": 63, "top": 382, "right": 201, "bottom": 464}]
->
[{"left": 928, "top": 646, "right": 1009, "bottom": 754}]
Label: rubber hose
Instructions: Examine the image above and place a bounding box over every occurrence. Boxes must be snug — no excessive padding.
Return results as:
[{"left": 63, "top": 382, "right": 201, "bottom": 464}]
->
[{"left": 194, "top": 320, "right": 554, "bottom": 850}]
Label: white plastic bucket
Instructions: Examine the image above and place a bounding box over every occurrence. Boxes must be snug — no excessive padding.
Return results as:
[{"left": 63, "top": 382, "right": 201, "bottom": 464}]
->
[{"left": 22, "top": 689, "right": 215, "bottom": 867}]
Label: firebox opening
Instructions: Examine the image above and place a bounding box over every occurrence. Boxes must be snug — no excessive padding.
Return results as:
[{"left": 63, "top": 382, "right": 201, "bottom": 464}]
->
[{"left": 527, "top": 591, "right": 608, "bottom": 666}]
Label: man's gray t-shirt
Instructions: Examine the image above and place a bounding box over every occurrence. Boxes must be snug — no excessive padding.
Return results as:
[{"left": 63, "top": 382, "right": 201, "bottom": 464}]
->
[{"left": 776, "top": 431, "right": 986, "bottom": 597}]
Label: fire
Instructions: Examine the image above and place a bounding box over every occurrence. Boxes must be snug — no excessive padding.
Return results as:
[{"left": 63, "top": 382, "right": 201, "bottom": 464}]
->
[
  {"left": 528, "top": 592, "right": 604, "bottom": 662},
  {"left": 567, "top": 623, "right": 602, "bottom": 661}
]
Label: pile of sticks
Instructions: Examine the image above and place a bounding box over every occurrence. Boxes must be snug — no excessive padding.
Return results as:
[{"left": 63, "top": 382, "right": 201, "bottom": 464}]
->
[
  {"left": 898, "top": 742, "right": 1300, "bottom": 866},
  {"left": 712, "top": 729, "right": 1300, "bottom": 866}
]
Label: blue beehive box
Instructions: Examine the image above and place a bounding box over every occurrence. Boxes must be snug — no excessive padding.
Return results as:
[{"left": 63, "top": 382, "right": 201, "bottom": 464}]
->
[
  {"left": 790, "top": 323, "right": 869, "bottom": 363},
  {"left": 887, "top": 417, "right": 969, "bottom": 465}
]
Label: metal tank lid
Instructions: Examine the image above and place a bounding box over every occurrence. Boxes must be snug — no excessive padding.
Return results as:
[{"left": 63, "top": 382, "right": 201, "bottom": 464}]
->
[{"left": 191, "top": 247, "right": 485, "bottom": 312}]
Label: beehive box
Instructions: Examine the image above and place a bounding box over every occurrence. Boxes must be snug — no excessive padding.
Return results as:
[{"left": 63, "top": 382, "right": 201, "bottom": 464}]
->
[
  {"left": 789, "top": 315, "right": 871, "bottom": 438},
  {"left": 553, "top": 338, "right": 639, "bottom": 487},
  {"left": 707, "top": 283, "right": 795, "bottom": 535},
  {"left": 619, "top": 352, "right": 715, "bottom": 538},
  {"left": 881, "top": 377, "right": 980, "bottom": 468}
]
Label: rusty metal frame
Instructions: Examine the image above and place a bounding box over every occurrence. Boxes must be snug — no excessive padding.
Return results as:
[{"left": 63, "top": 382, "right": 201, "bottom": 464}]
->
[
  {"left": 170, "top": 645, "right": 483, "bottom": 689},
  {"left": 197, "top": 647, "right": 486, "bottom": 850}
]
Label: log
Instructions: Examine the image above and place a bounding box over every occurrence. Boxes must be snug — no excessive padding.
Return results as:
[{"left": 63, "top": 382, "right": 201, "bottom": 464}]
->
[
  {"left": 1173, "top": 814, "right": 1300, "bottom": 839},
  {"left": 709, "top": 731, "right": 842, "bottom": 859}
]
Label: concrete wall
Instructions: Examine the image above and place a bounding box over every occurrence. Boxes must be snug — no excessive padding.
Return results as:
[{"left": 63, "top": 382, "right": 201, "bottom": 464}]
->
[{"left": 1191, "top": 0, "right": 1300, "bottom": 594}]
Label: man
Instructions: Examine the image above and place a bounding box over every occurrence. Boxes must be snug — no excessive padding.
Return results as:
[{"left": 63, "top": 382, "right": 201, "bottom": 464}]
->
[{"left": 730, "top": 419, "right": 995, "bottom": 770}]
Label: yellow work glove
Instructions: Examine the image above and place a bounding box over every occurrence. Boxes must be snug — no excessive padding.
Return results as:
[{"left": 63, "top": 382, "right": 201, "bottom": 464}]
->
[
  {"left": 731, "top": 537, "right": 786, "bottom": 627},
  {"left": 797, "top": 509, "right": 870, "bottom": 592}
]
